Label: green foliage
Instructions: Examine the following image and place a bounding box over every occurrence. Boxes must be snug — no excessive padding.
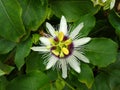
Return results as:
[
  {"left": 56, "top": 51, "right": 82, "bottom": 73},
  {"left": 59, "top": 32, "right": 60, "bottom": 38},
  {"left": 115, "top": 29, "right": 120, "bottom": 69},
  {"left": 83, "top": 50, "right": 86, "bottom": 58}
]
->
[
  {"left": 0, "top": 38, "right": 16, "bottom": 54},
  {"left": 26, "top": 52, "right": 45, "bottom": 73},
  {"left": 0, "top": 61, "right": 14, "bottom": 76},
  {"left": 0, "top": 0, "right": 26, "bottom": 42},
  {"left": 50, "top": 0, "right": 100, "bottom": 22},
  {"left": 15, "top": 38, "right": 32, "bottom": 70},
  {"left": 0, "top": 76, "right": 8, "bottom": 90},
  {"left": 84, "top": 38, "right": 118, "bottom": 67},
  {"left": 70, "top": 14, "right": 96, "bottom": 37},
  {"left": 108, "top": 10, "right": 120, "bottom": 38},
  {"left": 18, "top": 0, "right": 48, "bottom": 31},
  {"left": 0, "top": 0, "right": 120, "bottom": 90},
  {"left": 6, "top": 71, "right": 49, "bottom": 90},
  {"left": 78, "top": 63, "right": 94, "bottom": 88}
]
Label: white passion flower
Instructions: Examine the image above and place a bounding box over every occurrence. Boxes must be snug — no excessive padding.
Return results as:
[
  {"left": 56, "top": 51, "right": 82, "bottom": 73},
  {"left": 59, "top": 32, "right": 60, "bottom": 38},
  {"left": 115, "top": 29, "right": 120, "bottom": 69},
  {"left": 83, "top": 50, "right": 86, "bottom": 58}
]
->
[
  {"left": 31, "top": 16, "right": 91, "bottom": 78},
  {"left": 110, "top": 0, "right": 115, "bottom": 10}
]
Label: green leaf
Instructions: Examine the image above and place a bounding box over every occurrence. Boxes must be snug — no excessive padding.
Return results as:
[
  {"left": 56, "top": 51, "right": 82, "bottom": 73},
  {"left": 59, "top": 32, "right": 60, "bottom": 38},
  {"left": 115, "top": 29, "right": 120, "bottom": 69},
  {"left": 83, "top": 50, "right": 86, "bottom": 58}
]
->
[
  {"left": 0, "top": 61, "right": 14, "bottom": 76},
  {"left": 0, "top": 0, "right": 26, "bottom": 42},
  {"left": 0, "top": 76, "right": 8, "bottom": 90},
  {"left": 91, "top": 73, "right": 111, "bottom": 90},
  {"left": 15, "top": 38, "right": 32, "bottom": 70},
  {"left": 92, "top": 69, "right": 120, "bottom": 90},
  {"left": 18, "top": 0, "right": 48, "bottom": 31},
  {"left": 46, "top": 70, "right": 58, "bottom": 81},
  {"left": 88, "top": 19, "right": 116, "bottom": 38},
  {"left": 0, "top": 38, "right": 16, "bottom": 54},
  {"left": 71, "top": 14, "right": 96, "bottom": 37},
  {"left": 84, "top": 38, "right": 118, "bottom": 67},
  {"left": 55, "top": 79, "right": 65, "bottom": 90},
  {"left": 78, "top": 63, "right": 94, "bottom": 88},
  {"left": 109, "top": 70, "right": 120, "bottom": 90},
  {"left": 6, "top": 71, "right": 49, "bottom": 90},
  {"left": 26, "top": 52, "right": 45, "bottom": 73},
  {"left": 50, "top": 0, "right": 100, "bottom": 22},
  {"left": 32, "top": 34, "right": 40, "bottom": 45},
  {"left": 0, "top": 70, "right": 5, "bottom": 76},
  {"left": 108, "top": 11, "right": 120, "bottom": 37},
  {"left": 107, "top": 52, "right": 120, "bottom": 70}
]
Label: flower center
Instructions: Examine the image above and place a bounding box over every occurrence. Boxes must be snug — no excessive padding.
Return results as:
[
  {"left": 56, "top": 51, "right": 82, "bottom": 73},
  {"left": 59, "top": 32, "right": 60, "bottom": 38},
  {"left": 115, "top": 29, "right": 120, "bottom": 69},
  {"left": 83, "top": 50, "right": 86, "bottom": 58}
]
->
[{"left": 49, "top": 31, "right": 74, "bottom": 58}]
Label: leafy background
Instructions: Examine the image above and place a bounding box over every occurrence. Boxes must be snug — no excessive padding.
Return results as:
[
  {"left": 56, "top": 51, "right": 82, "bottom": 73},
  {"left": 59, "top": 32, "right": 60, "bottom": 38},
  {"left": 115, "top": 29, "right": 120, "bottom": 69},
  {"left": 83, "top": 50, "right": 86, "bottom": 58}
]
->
[{"left": 0, "top": 0, "right": 120, "bottom": 90}]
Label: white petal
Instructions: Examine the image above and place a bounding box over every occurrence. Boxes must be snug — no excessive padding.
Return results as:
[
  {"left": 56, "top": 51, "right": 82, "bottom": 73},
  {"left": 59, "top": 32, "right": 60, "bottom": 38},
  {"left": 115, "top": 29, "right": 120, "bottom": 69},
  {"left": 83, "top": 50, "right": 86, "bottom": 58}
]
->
[
  {"left": 73, "top": 51, "right": 89, "bottom": 63},
  {"left": 31, "top": 46, "right": 49, "bottom": 52},
  {"left": 59, "top": 16, "right": 67, "bottom": 35},
  {"left": 61, "top": 59, "right": 67, "bottom": 78},
  {"left": 46, "top": 56, "right": 58, "bottom": 70},
  {"left": 67, "top": 55, "right": 81, "bottom": 73},
  {"left": 102, "top": 0, "right": 106, "bottom": 3},
  {"left": 73, "top": 37, "right": 91, "bottom": 47},
  {"left": 69, "top": 23, "right": 84, "bottom": 39},
  {"left": 110, "top": 0, "right": 115, "bottom": 9},
  {"left": 40, "top": 37, "right": 50, "bottom": 46},
  {"left": 46, "top": 22, "right": 56, "bottom": 37}
]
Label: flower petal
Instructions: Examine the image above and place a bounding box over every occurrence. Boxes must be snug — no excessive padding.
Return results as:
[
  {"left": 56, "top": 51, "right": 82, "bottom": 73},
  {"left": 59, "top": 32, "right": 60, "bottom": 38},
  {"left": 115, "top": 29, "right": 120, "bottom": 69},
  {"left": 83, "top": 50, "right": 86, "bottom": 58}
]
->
[
  {"left": 31, "top": 46, "right": 49, "bottom": 52},
  {"left": 73, "top": 51, "right": 89, "bottom": 63},
  {"left": 61, "top": 59, "right": 67, "bottom": 78},
  {"left": 73, "top": 37, "right": 91, "bottom": 47},
  {"left": 46, "top": 56, "right": 58, "bottom": 70},
  {"left": 67, "top": 55, "right": 81, "bottom": 73},
  {"left": 59, "top": 16, "right": 67, "bottom": 35},
  {"left": 46, "top": 22, "right": 56, "bottom": 37},
  {"left": 40, "top": 37, "right": 50, "bottom": 46},
  {"left": 110, "top": 0, "right": 115, "bottom": 9},
  {"left": 102, "top": 0, "right": 106, "bottom": 3},
  {"left": 69, "top": 23, "right": 84, "bottom": 39}
]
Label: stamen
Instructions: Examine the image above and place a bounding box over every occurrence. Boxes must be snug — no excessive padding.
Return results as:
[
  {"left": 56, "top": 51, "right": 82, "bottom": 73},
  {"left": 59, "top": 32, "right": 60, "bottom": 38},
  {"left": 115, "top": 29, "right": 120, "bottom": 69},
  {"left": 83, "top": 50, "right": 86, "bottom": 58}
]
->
[
  {"left": 64, "top": 39, "right": 72, "bottom": 46},
  {"left": 52, "top": 50, "right": 59, "bottom": 56},
  {"left": 50, "top": 31, "right": 74, "bottom": 58},
  {"left": 62, "top": 47, "right": 69, "bottom": 55},
  {"left": 58, "top": 32, "right": 64, "bottom": 41}
]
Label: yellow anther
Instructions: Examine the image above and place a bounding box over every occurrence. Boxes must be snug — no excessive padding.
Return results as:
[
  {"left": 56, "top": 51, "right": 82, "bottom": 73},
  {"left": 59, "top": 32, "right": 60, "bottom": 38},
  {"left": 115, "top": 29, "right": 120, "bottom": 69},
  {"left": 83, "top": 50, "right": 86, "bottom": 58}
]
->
[
  {"left": 64, "top": 39, "right": 72, "bottom": 46},
  {"left": 52, "top": 50, "right": 59, "bottom": 56},
  {"left": 62, "top": 47, "right": 69, "bottom": 55},
  {"left": 60, "top": 52, "right": 64, "bottom": 58},
  {"left": 58, "top": 32, "right": 64, "bottom": 41}
]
